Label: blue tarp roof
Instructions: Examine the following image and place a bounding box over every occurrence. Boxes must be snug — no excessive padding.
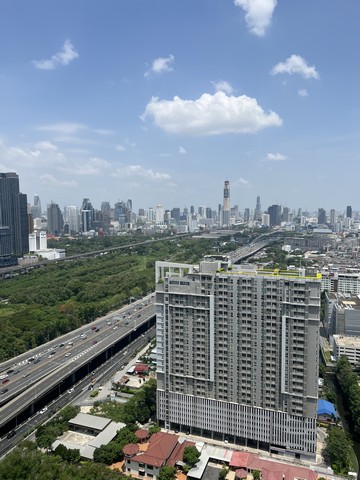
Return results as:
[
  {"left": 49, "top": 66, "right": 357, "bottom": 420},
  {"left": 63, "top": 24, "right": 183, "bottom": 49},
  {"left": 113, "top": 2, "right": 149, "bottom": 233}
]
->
[{"left": 318, "top": 399, "right": 337, "bottom": 417}]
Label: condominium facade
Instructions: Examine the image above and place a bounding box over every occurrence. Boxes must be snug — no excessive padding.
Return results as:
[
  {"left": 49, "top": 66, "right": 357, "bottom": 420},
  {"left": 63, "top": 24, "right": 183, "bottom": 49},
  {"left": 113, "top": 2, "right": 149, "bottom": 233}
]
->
[{"left": 155, "top": 258, "right": 321, "bottom": 460}]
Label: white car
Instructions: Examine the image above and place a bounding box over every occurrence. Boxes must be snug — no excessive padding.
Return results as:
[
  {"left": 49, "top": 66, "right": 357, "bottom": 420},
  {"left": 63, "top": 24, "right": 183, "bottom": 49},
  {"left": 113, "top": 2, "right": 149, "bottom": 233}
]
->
[
  {"left": 39, "top": 407, "right": 48, "bottom": 414},
  {"left": 67, "top": 388, "right": 74, "bottom": 394},
  {"left": 65, "top": 352, "right": 72, "bottom": 357}
]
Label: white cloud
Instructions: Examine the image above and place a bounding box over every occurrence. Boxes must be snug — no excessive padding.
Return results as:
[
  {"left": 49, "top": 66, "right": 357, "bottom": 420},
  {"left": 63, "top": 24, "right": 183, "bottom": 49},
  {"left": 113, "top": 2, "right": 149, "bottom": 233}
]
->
[
  {"left": 37, "top": 122, "right": 86, "bottom": 134},
  {"left": 141, "top": 91, "right": 282, "bottom": 136},
  {"left": 271, "top": 55, "right": 319, "bottom": 79},
  {"left": 298, "top": 88, "right": 309, "bottom": 97},
  {"left": 234, "top": 0, "right": 277, "bottom": 36},
  {"left": 33, "top": 40, "right": 79, "bottom": 70},
  {"left": 112, "top": 164, "right": 170, "bottom": 181},
  {"left": 178, "top": 146, "right": 187, "bottom": 155},
  {"left": 145, "top": 54, "right": 174, "bottom": 77},
  {"left": 266, "top": 152, "right": 287, "bottom": 161},
  {"left": 34, "top": 141, "right": 58, "bottom": 151},
  {"left": 236, "top": 177, "right": 252, "bottom": 187},
  {"left": 116, "top": 144, "right": 126, "bottom": 152},
  {"left": 39, "top": 174, "right": 78, "bottom": 187},
  {"left": 212, "top": 80, "right": 234, "bottom": 95},
  {"left": 93, "top": 129, "right": 114, "bottom": 135},
  {"left": 0, "top": 139, "right": 65, "bottom": 167},
  {"left": 57, "top": 156, "right": 110, "bottom": 176}
]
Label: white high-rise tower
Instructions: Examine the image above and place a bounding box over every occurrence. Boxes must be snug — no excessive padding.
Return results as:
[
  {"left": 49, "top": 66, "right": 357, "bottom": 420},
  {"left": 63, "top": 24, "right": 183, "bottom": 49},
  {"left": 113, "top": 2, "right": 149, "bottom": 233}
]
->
[{"left": 222, "top": 180, "right": 230, "bottom": 226}]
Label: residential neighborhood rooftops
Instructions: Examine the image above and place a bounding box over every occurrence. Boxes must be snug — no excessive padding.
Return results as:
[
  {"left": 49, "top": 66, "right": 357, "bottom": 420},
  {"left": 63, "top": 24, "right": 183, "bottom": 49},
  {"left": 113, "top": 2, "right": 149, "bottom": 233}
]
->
[
  {"left": 130, "top": 432, "right": 179, "bottom": 468},
  {"left": 229, "top": 451, "right": 318, "bottom": 480}
]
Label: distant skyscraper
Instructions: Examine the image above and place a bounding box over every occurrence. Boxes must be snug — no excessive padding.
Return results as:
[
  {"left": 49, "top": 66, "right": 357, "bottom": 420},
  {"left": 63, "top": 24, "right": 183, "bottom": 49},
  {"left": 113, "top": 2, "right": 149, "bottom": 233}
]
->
[
  {"left": 114, "top": 201, "right": 129, "bottom": 225},
  {"left": 81, "top": 198, "right": 94, "bottom": 232},
  {"left": 67, "top": 206, "right": 81, "bottom": 234},
  {"left": 254, "top": 195, "right": 262, "bottom": 220},
  {"left": 47, "top": 202, "right": 64, "bottom": 235},
  {"left": 147, "top": 207, "right": 155, "bottom": 222},
  {"left": 0, "top": 172, "right": 29, "bottom": 255},
  {"left": 222, "top": 180, "right": 230, "bottom": 226},
  {"left": 268, "top": 204, "right": 281, "bottom": 227},
  {"left": 155, "top": 205, "right": 164, "bottom": 224},
  {"left": 171, "top": 208, "right": 180, "bottom": 223},
  {"left": 262, "top": 213, "right": 270, "bottom": 226},
  {"left": 282, "top": 206, "right": 290, "bottom": 223},
  {"left": 101, "top": 202, "right": 111, "bottom": 230},
  {"left": 317, "top": 208, "right": 326, "bottom": 225},
  {"left": 31, "top": 194, "right": 42, "bottom": 219},
  {"left": 244, "top": 208, "right": 250, "bottom": 222},
  {"left": 346, "top": 206, "right": 352, "bottom": 219},
  {"left": 198, "top": 206, "right": 205, "bottom": 218},
  {"left": 330, "top": 209, "right": 336, "bottom": 225}
]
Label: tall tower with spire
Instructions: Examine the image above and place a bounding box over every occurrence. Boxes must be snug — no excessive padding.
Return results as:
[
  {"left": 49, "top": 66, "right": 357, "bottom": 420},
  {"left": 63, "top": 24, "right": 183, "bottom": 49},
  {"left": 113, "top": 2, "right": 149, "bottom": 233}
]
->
[{"left": 222, "top": 180, "right": 230, "bottom": 226}]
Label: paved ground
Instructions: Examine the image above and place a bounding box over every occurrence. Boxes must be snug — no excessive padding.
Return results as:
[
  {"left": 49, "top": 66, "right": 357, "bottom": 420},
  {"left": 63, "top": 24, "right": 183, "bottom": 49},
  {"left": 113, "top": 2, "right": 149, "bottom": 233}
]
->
[
  {"left": 77, "top": 342, "right": 152, "bottom": 407},
  {"left": 203, "top": 464, "right": 224, "bottom": 480}
]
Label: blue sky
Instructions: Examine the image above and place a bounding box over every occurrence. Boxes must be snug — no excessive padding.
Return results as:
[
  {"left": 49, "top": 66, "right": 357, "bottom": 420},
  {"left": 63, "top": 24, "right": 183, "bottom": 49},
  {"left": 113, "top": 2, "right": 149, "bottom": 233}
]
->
[{"left": 0, "top": 0, "right": 359, "bottom": 214}]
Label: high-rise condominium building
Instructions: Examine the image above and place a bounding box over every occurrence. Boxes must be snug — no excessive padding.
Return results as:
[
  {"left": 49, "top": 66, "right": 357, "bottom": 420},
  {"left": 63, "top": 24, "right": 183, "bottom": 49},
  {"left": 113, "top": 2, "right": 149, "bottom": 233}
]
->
[
  {"left": 317, "top": 208, "right": 326, "bottom": 225},
  {"left": 67, "top": 206, "right": 81, "bottom": 234},
  {"left": 346, "top": 205, "right": 352, "bottom": 219},
  {"left": 0, "top": 172, "right": 29, "bottom": 255},
  {"left": 155, "top": 258, "right": 320, "bottom": 460},
  {"left": 81, "top": 198, "right": 94, "bottom": 232},
  {"left": 330, "top": 209, "right": 336, "bottom": 225},
  {"left": 268, "top": 204, "right": 281, "bottom": 227},
  {"left": 222, "top": 180, "right": 230, "bottom": 226},
  {"left": 47, "top": 202, "right": 64, "bottom": 235},
  {"left": 31, "top": 194, "right": 42, "bottom": 219}
]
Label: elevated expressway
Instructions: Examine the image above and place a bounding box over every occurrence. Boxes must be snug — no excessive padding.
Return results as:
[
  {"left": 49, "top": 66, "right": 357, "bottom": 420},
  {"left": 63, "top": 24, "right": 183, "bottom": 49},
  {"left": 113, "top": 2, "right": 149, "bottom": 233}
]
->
[
  {"left": 0, "top": 296, "right": 156, "bottom": 437},
  {"left": 229, "top": 231, "right": 284, "bottom": 264}
]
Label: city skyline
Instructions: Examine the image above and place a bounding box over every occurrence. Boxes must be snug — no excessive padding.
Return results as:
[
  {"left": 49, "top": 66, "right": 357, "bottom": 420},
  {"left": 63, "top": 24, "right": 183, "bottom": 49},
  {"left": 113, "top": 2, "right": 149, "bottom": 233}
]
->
[{"left": 0, "top": 1, "right": 360, "bottom": 210}]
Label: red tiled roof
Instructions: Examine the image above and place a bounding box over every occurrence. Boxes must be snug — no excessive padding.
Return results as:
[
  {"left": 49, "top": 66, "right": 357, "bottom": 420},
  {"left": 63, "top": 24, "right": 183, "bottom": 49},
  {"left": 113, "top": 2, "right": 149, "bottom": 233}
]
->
[
  {"left": 134, "top": 364, "right": 150, "bottom": 373},
  {"left": 235, "top": 468, "right": 248, "bottom": 478},
  {"left": 230, "top": 452, "right": 255, "bottom": 467},
  {"left": 230, "top": 451, "right": 318, "bottom": 480},
  {"left": 130, "top": 432, "right": 179, "bottom": 468},
  {"left": 167, "top": 440, "right": 195, "bottom": 467},
  {"left": 135, "top": 428, "right": 149, "bottom": 440},
  {"left": 123, "top": 444, "right": 139, "bottom": 456}
]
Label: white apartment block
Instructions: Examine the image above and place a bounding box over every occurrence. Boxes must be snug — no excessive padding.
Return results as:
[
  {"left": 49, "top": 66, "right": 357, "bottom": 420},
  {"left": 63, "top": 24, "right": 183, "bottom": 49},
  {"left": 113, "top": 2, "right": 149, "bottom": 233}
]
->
[
  {"left": 156, "top": 259, "right": 321, "bottom": 460},
  {"left": 333, "top": 334, "right": 360, "bottom": 365},
  {"left": 29, "top": 230, "right": 47, "bottom": 252},
  {"left": 321, "top": 272, "right": 360, "bottom": 295}
]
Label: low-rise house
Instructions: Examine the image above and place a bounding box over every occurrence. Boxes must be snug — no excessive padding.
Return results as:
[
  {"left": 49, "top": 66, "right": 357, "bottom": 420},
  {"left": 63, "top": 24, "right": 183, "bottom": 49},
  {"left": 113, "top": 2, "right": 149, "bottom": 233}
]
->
[
  {"left": 123, "top": 432, "right": 195, "bottom": 478},
  {"left": 317, "top": 399, "right": 338, "bottom": 424}
]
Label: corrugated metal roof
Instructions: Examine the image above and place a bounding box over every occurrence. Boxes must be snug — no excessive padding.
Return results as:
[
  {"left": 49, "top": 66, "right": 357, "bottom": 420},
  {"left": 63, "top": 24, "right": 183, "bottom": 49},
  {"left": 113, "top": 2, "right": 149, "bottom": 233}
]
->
[{"left": 69, "top": 412, "right": 111, "bottom": 431}]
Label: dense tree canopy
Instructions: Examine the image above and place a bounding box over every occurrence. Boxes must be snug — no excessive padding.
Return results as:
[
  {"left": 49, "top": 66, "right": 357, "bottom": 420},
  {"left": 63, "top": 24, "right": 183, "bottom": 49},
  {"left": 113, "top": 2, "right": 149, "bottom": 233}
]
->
[
  {"left": 158, "top": 465, "right": 177, "bottom": 480},
  {"left": 335, "top": 356, "right": 360, "bottom": 437},
  {"left": 35, "top": 405, "right": 80, "bottom": 449},
  {"left": 323, "top": 426, "right": 352, "bottom": 474},
  {"left": 93, "top": 425, "right": 137, "bottom": 465},
  {"left": 0, "top": 236, "right": 220, "bottom": 361},
  {"left": 183, "top": 445, "right": 201, "bottom": 468},
  {"left": 0, "top": 442, "right": 126, "bottom": 480},
  {"left": 91, "top": 379, "right": 157, "bottom": 426}
]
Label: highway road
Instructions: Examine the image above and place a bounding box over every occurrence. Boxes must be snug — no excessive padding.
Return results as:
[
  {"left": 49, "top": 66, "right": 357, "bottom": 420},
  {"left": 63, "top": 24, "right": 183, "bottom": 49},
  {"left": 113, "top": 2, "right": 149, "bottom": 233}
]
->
[
  {"left": 0, "top": 295, "right": 156, "bottom": 433},
  {"left": 0, "top": 326, "right": 155, "bottom": 459}
]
